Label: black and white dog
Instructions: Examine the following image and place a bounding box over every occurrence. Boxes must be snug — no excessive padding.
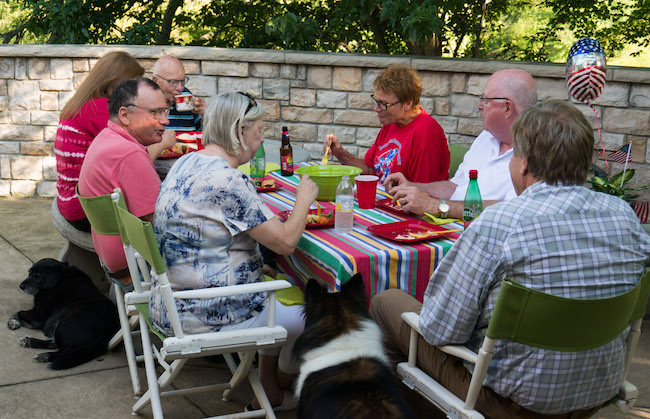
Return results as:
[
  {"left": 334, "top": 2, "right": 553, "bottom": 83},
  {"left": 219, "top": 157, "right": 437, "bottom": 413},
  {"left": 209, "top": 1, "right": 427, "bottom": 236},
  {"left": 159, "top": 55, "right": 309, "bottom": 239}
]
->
[
  {"left": 7, "top": 258, "right": 120, "bottom": 370},
  {"left": 293, "top": 273, "right": 414, "bottom": 419}
]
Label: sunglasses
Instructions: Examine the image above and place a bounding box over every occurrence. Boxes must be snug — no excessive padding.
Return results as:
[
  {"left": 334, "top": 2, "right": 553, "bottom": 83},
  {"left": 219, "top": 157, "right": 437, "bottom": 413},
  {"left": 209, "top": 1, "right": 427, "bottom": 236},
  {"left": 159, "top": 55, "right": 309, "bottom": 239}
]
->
[{"left": 238, "top": 91, "right": 257, "bottom": 115}]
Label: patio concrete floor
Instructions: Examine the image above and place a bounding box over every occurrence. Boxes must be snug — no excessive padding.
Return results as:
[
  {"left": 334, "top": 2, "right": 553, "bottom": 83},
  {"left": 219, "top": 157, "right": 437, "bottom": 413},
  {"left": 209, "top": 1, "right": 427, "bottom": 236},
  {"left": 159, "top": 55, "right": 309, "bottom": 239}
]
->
[{"left": 0, "top": 197, "right": 647, "bottom": 419}]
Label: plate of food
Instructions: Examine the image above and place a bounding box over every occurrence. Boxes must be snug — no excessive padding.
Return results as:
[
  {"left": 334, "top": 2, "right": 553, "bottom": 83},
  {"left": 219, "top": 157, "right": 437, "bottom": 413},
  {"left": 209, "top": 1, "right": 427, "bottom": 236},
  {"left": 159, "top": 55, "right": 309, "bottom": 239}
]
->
[
  {"left": 175, "top": 131, "right": 202, "bottom": 143},
  {"left": 276, "top": 209, "right": 335, "bottom": 229},
  {"left": 376, "top": 198, "right": 405, "bottom": 213},
  {"left": 367, "top": 220, "right": 460, "bottom": 243},
  {"left": 159, "top": 142, "right": 198, "bottom": 159},
  {"left": 255, "top": 178, "right": 281, "bottom": 193}
]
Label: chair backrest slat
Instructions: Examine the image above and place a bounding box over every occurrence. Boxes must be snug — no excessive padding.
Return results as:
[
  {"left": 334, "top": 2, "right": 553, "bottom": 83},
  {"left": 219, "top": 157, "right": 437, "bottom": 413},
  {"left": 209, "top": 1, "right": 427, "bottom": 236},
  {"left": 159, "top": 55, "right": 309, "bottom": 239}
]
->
[
  {"left": 449, "top": 144, "right": 469, "bottom": 178},
  {"left": 487, "top": 270, "right": 650, "bottom": 351},
  {"left": 76, "top": 185, "right": 125, "bottom": 235},
  {"left": 113, "top": 205, "right": 166, "bottom": 276},
  {"left": 112, "top": 200, "right": 186, "bottom": 339}
]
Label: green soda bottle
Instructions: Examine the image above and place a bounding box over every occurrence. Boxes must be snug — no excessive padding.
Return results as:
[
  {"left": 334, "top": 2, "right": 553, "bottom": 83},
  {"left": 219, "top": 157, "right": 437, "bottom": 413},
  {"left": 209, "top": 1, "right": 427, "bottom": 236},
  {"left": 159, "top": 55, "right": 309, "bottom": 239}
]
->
[
  {"left": 250, "top": 143, "right": 266, "bottom": 185},
  {"left": 463, "top": 169, "right": 483, "bottom": 229}
]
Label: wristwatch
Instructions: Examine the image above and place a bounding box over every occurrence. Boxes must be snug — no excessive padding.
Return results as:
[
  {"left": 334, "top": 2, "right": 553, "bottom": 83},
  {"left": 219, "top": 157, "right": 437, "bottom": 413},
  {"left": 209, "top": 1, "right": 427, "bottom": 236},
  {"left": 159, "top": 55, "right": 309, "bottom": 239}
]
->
[{"left": 438, "top": 198, "right": 450, "bottom": 219}]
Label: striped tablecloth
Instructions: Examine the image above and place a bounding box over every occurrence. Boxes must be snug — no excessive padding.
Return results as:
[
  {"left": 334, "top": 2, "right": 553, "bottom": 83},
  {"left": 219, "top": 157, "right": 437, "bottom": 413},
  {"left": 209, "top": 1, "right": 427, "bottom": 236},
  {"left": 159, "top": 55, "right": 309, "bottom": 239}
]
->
[{"left": 260, "top": 164, "right": 461, "bottom": 302}]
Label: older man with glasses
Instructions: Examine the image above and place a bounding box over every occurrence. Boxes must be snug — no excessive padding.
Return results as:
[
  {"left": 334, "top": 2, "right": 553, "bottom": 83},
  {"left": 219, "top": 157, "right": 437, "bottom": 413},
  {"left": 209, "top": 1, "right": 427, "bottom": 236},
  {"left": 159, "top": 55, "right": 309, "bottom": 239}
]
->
[
  {"left": 78, "top": 77, "right": 169, "bottom": 291},
  {"left": 152, "top": 55, "right": 206, "bottom": 132},
  {"left": 385, "top": 69, "right": 537, "bottom": 220},
  {"left": 323, "top": 64, "right": 450, "bottom": 184}
]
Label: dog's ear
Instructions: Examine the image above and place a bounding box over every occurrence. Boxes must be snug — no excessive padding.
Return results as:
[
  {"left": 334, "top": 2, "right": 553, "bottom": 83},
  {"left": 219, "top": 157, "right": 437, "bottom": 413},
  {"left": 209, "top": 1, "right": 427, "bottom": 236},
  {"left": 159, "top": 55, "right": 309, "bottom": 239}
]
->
[
  {"left": 304, "top": 278, "right": 326, "bottom": 304},
  {"left": 341, "top": 273, "right": 366, "bottom": 299}
]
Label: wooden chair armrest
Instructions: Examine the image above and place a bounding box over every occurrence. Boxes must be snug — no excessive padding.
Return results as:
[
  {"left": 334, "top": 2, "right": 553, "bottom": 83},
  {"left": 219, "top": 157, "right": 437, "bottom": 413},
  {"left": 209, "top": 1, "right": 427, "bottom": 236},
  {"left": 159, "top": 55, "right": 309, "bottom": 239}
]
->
[
  {"left": 125, "top": 290, "right": 151, "bottom": 305},
  {"left": 400, "top": 312, "right": 479, "bottom": 364},
  {"left": 438, "top": 345, "right": 479, "bottom": 364},
  {"left": 401, "top": 312, "right": 422, "bottom": 334},
  {"left": 172, "top": 280, "right": 292, "bottom": 300}
]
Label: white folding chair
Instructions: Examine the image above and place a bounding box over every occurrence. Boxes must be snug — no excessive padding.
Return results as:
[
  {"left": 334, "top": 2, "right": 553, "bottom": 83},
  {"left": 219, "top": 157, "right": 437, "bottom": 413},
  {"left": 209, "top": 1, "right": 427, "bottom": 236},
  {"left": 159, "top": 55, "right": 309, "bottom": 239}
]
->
[
  {"left": 112, "top": 192, "right": 292, "bottom": 419},
  {"left": 397, "top": 272, "right": 650, "bottom": 419},
  {"left": 76, "top": 186, "right": 144, "bottom": 396}
]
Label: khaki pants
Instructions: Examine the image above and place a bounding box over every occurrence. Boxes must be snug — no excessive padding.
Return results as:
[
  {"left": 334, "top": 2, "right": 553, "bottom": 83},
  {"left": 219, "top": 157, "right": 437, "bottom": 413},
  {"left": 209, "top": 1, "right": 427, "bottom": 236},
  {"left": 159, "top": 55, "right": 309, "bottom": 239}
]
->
[{"left": 369, "top": 289, "right": 601, "bottom": 419}]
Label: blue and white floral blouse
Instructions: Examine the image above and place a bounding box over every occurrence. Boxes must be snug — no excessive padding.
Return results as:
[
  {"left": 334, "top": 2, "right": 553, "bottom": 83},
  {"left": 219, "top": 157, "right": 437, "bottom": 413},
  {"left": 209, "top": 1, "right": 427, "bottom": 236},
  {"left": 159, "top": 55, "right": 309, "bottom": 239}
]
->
[{"left": 150, "top": 152, "right": 275, "bottom": 335}]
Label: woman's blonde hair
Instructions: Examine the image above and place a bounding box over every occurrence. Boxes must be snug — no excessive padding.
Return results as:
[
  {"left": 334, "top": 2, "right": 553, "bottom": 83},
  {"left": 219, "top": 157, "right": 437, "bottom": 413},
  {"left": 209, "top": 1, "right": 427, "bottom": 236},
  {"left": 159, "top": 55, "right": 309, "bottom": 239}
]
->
[
  {"left": 373, "top": 65, "right": 422, "bottom": 107},
  {"left": 512, "top": 99, "right": 594, "bottom": 185},
  {"left": 59, "top": 51, "right": 144, "bottom": 120},
  {"left": 202, "top": 92, "right": 265, "bottom": 156}
]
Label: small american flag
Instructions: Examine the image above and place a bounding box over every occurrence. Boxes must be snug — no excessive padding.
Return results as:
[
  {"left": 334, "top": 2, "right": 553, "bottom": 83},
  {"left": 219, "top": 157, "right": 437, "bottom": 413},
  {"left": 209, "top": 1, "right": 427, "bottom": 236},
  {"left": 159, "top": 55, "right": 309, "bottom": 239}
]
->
[
  {"left": 634, "top": 201, "right": 649, "bottom": 224},
  {"left": 607, "top": 144, "right": 632, "bottom": 164}
]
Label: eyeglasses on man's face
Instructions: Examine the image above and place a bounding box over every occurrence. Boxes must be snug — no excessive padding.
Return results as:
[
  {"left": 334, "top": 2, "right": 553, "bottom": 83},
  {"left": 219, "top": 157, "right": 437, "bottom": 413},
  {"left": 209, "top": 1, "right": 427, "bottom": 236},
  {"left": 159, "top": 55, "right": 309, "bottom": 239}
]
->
[
  {"left": 238, "top": 91, "right": 257, "bottom": 115},
  {"left": 371, "top": 94, "right": 401, "bottom": 111},
  {"left": 154, "top": 74, "right": 189, "bottom": 87},
  {"left": 478, "top": 96, "right": 510, "bottom": 105},
  {"left": 126, "top": 104, "right": 169, "bottom": 120}
]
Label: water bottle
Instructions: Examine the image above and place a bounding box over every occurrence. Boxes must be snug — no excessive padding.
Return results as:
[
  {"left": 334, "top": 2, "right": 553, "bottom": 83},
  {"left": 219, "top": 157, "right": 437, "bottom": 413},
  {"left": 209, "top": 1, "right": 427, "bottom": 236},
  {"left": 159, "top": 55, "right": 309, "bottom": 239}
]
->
[
  {"left": 250, "top": 143, "right": 266, "bottom": 184},
  {"left": 335, "top": 175, "right": 354, "bottom": 234},
  {"left": 463, "top": 169, "right": 483, "bottom": 229}
]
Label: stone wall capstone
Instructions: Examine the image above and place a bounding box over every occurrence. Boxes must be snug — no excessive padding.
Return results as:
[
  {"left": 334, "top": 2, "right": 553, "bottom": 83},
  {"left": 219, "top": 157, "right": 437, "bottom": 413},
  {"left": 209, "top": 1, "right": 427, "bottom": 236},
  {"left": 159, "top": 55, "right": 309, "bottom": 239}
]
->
[{"left": 0, "top": 45, "right": 648, "bottom": 200}]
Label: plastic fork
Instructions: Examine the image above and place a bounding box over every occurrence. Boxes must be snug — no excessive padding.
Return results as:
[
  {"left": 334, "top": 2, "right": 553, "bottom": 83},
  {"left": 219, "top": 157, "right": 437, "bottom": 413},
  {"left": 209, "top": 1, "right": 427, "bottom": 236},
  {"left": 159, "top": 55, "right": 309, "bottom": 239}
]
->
[{"left": 321, "top": 134, "right": 333, "bottom": 165}]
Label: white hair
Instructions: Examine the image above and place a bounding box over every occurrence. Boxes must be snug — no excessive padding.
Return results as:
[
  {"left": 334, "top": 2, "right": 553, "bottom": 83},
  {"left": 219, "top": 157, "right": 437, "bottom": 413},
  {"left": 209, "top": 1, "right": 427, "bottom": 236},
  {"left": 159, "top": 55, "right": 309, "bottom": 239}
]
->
[{"left": 202, "top": 92, "right": 265, "bottom": 156}]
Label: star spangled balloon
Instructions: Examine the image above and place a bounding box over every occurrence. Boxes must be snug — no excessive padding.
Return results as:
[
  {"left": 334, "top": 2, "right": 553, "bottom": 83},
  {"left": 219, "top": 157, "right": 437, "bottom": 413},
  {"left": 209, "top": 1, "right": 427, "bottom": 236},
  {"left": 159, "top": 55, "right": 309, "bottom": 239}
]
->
[{"left": 566, "top": 37, "right": 607, "bottom": 104}]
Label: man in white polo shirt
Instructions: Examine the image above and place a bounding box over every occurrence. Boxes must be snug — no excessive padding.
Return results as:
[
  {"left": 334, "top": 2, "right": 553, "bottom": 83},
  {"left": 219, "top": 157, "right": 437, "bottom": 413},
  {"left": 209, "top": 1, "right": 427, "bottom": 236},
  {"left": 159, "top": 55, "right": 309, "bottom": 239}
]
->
[{"left": 384, "top": 69, "right": 537, "bottom": 219}]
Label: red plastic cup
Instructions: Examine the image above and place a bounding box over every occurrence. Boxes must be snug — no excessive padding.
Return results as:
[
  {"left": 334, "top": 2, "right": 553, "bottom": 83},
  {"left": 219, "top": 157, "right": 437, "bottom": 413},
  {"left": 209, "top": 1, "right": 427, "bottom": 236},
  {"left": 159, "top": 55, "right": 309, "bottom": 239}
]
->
[
  {"left": 196, "top": 132, "right": 204, "bottom": 150},
  {"left": 356, "top": 175, "right": 379, "bottom": 209}
]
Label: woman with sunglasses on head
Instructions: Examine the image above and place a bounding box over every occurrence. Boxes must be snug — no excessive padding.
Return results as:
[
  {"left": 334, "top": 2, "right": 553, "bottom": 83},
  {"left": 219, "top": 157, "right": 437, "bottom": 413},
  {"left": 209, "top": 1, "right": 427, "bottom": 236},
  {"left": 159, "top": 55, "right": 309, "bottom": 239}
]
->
[
  {"left": 152, "top": 92, "right": 318, "bottom": 411},
  {"left": 323, "top": 64, "right": 450, "bottom": 184}
]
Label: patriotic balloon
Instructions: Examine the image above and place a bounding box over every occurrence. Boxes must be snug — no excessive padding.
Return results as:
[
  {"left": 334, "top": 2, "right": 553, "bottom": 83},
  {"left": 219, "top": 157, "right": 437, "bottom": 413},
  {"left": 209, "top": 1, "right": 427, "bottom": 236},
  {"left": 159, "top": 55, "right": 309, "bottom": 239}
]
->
[{"left": 565, "top": 37, "right": 607, "bottom": 104}]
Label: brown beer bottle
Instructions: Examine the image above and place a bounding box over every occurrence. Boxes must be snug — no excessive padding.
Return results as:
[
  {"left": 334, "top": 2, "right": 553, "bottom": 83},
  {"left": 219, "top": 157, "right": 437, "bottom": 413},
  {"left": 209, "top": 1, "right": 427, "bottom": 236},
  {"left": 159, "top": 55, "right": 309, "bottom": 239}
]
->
[{"left": 280, "top": 126, "right": 294, "bottom": 176}]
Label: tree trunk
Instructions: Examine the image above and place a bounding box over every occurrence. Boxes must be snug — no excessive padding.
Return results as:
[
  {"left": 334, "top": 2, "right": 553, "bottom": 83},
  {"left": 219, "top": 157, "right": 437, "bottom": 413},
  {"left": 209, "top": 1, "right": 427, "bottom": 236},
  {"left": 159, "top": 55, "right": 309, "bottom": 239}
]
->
[
  {"left": 158, "top": 0, "right": 184, "bottom": 45},
  {"left": 367, "top": 5, "right": 389, "bottom": 54},
  {"left": 472, "top": 0, "right": 487, "bottom": 58},
  {"left": 1, "top": 23, "right": 27, "bottom": 44}
]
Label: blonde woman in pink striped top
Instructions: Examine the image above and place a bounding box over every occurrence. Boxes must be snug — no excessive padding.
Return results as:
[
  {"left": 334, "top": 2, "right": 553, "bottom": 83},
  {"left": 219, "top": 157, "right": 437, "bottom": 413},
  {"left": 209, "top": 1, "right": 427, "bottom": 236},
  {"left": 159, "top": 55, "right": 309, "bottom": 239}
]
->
[{"left": 54, "top": 51, "right": 144, "bottom": 232}]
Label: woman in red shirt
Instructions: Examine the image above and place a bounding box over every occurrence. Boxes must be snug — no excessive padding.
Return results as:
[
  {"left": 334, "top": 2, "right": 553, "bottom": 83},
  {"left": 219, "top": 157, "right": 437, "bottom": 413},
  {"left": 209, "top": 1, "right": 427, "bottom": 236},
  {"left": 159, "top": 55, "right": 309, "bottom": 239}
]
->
[
  {"left": 54, "top": 51, "right": 144, "bottom": 232},
  {"left": 324, "top": 65, "right": 450, "bottom": 183}
]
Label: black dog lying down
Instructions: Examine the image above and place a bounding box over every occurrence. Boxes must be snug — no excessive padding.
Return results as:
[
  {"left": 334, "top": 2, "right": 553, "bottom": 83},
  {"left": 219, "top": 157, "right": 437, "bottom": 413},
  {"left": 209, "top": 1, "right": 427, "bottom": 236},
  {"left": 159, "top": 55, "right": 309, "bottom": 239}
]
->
[
  {"left": 7, "top": 258, "right": 120, "bottom": 370},
  {"left": 293, "top": 273, "right": 414, "bottom": 419}
]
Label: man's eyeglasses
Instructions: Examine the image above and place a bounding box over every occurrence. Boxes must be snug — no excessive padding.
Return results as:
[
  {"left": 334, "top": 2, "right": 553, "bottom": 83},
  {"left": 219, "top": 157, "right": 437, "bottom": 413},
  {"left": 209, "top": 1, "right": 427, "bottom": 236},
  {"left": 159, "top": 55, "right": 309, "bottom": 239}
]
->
[
  {"left": 154, "top": 74, "right": 189, "bottom": 87},
  {"left": 478, "top": 96, "right": 510, "bottom": 105},
  {"left": 238, "top": 91, "right": 257, "bottom": 115},
  {"left": 126, "top": 104, "right": 169, "bottom": 120},
  {"left": 371, "top": 94, "right": 401, "bottom": 111}
]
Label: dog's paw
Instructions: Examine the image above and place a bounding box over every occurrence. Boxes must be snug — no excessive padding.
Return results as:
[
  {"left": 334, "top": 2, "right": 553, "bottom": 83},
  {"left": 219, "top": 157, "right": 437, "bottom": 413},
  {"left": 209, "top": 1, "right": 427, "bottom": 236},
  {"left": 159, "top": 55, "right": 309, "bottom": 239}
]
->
[
  {"left": 19, "top": 337, "right": 32, "bottom": 347},
  {"left": 7, "top": 315, "right": 22, "bottom": 330},
  {"left": 33, "top": 353, "right": 50, "bottom": 363}
]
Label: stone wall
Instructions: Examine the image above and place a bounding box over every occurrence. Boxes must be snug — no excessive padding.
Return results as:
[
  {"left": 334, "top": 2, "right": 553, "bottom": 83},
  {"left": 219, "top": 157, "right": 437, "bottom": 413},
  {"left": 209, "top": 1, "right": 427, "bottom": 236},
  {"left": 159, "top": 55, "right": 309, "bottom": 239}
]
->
[{"left": 1, "top": 45, "right": 649, "bottom": 199}]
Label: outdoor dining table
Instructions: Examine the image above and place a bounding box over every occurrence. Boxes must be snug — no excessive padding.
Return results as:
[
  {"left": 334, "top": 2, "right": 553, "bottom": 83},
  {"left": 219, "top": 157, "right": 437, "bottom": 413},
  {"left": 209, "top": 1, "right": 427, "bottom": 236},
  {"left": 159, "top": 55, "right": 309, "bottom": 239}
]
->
[{"left": 259, "top": 163, "right": 463, "bottom": 302}]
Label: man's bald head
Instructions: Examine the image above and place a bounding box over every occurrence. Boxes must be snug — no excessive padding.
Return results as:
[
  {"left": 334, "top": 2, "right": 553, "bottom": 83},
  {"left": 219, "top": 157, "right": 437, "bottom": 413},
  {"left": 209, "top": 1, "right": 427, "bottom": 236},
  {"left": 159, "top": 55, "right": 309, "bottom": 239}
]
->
[
  {"left": 479, "top": 69, "right": 537, "bottom": 147},
  {"left": 152, "top": 56, "right": 187, "bottom": 106},
  {"left": 153, "top": 56, "right": 184, "bottom": 76},
  {"left": 489, "top": 69, "right": 537, "bottom": 114}
]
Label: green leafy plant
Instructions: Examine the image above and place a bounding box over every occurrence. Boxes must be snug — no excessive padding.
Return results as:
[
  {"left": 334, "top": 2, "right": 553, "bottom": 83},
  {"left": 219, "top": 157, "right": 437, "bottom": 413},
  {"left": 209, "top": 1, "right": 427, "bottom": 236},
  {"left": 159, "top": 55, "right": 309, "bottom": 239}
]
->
[{"left": 588, "top": 169, "right": 650, "bottom": 203}]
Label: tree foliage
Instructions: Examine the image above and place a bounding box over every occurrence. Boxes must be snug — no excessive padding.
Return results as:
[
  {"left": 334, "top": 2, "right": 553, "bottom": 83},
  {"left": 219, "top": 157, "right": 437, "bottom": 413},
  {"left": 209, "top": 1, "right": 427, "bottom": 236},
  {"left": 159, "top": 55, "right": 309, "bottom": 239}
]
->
[
  {"left": 496, "top": 0, "right": 650, "bottom": 62},
  {"left": 1, "top": 0, "right": 648, "bottom": 62}
]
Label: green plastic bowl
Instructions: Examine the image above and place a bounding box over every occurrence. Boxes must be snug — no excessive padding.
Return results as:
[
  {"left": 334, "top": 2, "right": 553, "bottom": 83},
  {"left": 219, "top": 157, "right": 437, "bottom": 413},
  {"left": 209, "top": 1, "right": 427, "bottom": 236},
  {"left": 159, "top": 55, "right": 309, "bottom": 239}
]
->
[{"left": 295, "top": 165, "right": 363, "bottom": 201}]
